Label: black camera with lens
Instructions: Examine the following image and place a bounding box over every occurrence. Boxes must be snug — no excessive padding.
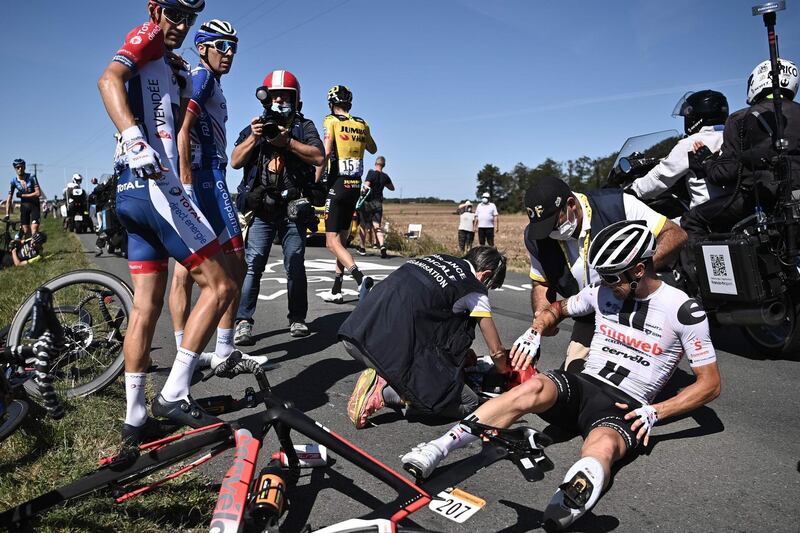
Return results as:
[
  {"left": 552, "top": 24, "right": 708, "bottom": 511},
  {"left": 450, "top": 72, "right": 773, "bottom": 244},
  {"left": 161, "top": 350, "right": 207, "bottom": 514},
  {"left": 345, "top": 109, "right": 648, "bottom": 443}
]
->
[{"left": 255, "top": 86, "right": 285, "bottom": 141}]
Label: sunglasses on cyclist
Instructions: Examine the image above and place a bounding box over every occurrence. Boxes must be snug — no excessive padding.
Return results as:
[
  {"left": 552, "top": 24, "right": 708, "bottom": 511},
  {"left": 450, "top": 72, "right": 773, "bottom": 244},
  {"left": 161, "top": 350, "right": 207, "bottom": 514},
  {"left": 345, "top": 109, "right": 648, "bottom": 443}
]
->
[
  {"left": 162, "top": 7, "right": 198, "bottom": 27},
  {"left": 204, "top": 39, "right": 237, "bottom": 54},
  {"left": 599, "top": 272, "right": 624, "bottom": 285}
]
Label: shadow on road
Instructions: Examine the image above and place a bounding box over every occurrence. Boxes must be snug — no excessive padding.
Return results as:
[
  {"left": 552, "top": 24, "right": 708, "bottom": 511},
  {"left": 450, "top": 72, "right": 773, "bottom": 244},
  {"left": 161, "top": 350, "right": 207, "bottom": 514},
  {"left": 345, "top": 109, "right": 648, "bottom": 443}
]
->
[
  {"left": 249, "top": 312, "right": 350, "bottom": 362},
  {"left": 280, "top": 467, "right": 426, "bottom": 532},
  {"left": 497, "top": 499, "right": 619, "bottom": 532}
]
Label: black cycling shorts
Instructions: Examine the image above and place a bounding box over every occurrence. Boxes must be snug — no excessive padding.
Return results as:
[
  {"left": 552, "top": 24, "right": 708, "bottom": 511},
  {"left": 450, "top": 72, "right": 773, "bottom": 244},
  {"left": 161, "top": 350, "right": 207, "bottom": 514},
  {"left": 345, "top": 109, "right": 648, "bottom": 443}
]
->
[
  {"left": 20, "top": 202, "right": 40, "bottom": 226},
  {"left": 358, "top": 200, "right": 383, "bottom": 226},
  {"left": 324, "top": 178, "right": 359, "bottom": 232},
  {"left": 539, "top": 370, "right": 642, "bottom": 451}
]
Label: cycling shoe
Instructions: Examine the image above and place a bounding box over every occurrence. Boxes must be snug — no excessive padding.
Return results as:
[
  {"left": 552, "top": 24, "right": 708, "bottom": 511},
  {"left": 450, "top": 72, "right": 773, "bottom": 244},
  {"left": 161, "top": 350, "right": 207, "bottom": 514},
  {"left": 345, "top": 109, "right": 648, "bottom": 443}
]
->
[
  {"left": 151, "top": 394, "right": 222, "bottom": 429},
  {"left": 121, "top": 416, "right": 178, "bottom": 448}
]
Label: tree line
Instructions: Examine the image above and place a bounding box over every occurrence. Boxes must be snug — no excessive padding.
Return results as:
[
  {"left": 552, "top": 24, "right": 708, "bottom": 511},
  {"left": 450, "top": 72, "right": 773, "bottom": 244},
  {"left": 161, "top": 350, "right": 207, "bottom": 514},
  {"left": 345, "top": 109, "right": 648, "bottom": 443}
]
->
[{"left": 474, "top": 151, "right": 620, "bottom": 213}]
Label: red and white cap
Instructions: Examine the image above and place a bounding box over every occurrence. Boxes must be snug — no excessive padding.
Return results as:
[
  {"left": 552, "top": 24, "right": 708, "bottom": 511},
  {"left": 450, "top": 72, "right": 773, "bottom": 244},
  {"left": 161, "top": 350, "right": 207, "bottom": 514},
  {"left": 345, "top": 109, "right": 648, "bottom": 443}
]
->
[{"left": 262, "top": 70, "right": 301, "bottom": 107}]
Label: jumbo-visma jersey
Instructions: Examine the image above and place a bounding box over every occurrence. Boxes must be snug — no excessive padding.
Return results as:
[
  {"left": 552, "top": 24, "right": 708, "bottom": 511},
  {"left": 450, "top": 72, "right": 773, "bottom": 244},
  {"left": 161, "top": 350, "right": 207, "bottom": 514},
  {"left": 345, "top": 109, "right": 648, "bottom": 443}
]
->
[{"left": 323, "top": 113, "right": 373, "bottom": 180}]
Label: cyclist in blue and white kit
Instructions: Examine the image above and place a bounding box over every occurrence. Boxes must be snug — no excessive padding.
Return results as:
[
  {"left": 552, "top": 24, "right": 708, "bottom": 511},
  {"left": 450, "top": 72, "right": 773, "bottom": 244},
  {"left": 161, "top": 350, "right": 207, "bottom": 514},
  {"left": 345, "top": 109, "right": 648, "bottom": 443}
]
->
[
  {"left": 98, "top": 0, "right": 242, "bottom": 447},
  {"left": 5, "top": 158, "right": 41, "bottom": 237},
  {"left": 168, "top": 20, "right": 263, "bottom": 372},
  {"left": 401, "top": 221, "right": 722, "bottom": 530}
]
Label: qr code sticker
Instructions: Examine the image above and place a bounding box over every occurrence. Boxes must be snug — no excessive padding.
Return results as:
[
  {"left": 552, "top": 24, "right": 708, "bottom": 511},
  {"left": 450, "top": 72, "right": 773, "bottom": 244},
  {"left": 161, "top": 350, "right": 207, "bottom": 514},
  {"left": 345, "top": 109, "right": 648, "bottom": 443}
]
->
[{"left": 710, "top": 254, "right": 727, "bottom": 277}]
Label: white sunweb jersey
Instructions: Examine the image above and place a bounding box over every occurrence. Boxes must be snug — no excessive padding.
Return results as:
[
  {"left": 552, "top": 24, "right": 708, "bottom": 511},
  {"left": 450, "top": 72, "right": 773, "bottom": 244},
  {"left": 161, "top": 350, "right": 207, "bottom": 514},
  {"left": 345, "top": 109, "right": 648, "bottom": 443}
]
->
[
  {"left": 565, "top": 282, "right": 717, "bottom": 404},
  {"left": 187, "top": 64, "right": 228, "bottom": 168}
]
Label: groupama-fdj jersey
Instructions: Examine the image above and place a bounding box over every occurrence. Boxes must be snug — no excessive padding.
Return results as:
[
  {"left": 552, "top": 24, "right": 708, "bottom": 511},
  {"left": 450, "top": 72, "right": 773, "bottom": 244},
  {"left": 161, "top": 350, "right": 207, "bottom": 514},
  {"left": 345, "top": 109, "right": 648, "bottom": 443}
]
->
[
  {"left": 186, "top": 64, "right": 243, "bottom": 253},
  {"left": 565, "top": 282, "right": 716, "bottom": 405},
  {"left": 112, "top": 22, "right": 219, "bottom": 273},
  {"left": 323, "top": 113, "right": 374, "bottom": 232},
  {"left": 187, "top": 64, "right": 228, "bottom": 169}
]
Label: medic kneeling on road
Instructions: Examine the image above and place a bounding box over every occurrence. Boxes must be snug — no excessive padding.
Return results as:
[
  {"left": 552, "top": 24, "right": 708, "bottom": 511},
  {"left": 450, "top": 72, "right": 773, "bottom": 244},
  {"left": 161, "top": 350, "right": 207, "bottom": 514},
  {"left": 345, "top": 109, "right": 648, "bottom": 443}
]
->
[
  {"left": 400, "top": 221, "right": 722, "bottom": 530},
  {"left": 339, "top": 246, "right": 526, "bottom": 428}
]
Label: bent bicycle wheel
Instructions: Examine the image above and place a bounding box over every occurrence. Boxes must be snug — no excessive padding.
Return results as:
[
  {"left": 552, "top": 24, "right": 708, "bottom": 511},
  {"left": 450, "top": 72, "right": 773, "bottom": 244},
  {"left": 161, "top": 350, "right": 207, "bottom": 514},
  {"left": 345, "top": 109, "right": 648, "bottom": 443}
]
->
[
  {"left": 9, "top": 270, "right": 131, "bottom": 398},
  {"left": 0, "top": 399, "right": 30, "bottom": 443}
]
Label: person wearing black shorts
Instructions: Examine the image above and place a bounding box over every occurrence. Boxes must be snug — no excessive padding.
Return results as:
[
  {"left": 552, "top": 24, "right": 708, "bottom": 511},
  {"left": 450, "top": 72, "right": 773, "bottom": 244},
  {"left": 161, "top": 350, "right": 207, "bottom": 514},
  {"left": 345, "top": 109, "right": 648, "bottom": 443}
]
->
[
  {"left": 401, "top": 221, "right": 721, "bottom": 530},
  {"left": 5, "top": 159, "right": 41, "bottom": 236},
  {"left": 317, "top": 85, "right": 378, "bottom": 303},
  {"left": 357, "top": 156, "right": 393, "bottom": 258}
]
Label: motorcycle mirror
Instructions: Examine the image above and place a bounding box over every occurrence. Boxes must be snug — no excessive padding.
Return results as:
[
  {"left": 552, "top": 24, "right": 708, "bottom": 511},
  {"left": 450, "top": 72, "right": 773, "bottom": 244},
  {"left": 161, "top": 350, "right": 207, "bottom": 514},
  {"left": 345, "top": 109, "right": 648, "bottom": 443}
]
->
[{"left": 618, "top": 158, "right": 632, "bottom": 174}]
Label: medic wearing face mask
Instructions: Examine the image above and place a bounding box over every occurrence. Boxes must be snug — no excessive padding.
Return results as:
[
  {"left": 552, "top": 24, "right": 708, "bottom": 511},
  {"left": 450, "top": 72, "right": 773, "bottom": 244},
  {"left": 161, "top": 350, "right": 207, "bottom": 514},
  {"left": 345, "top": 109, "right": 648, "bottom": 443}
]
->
[{"left": 515, "top": 177, "right": 686, "bottom": 372}]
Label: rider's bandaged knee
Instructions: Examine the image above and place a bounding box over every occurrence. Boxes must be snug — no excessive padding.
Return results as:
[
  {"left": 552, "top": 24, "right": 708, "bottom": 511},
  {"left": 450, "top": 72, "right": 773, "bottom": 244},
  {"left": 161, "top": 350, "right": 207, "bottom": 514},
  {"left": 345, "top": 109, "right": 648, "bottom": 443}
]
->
[
  {"left": 561, "top": 457, "right": 605, "bottom": 510},
  {"left": 431, "top": 414, "right": 481, "bottom": 456}
]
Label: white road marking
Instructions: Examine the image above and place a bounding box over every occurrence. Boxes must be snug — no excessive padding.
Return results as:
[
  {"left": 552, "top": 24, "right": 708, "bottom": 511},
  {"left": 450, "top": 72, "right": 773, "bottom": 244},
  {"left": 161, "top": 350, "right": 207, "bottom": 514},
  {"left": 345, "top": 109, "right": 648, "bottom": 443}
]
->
[{"left": 258, "top": 290, "right": 287, "bottom": 301}]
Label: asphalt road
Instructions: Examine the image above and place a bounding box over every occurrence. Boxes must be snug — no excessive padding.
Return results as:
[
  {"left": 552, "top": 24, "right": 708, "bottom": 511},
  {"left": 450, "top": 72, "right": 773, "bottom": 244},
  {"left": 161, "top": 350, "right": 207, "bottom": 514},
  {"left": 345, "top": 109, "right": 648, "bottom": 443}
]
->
[{"left": 79, "top": 234, "right": 800, "bottom": 533}]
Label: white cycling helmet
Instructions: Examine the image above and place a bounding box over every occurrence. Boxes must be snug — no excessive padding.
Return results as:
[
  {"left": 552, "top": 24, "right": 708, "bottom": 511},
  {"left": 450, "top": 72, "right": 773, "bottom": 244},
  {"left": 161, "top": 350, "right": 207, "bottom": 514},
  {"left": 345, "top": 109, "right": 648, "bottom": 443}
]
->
[
  {"left": 72, "top": 173, "right": 83, "bottom": 184},
  {"left": 746, "top": 58, "right": 799, "bottom": 105},
  {"left": 588, "top": 220, "right": 656, "bottom": 275}
]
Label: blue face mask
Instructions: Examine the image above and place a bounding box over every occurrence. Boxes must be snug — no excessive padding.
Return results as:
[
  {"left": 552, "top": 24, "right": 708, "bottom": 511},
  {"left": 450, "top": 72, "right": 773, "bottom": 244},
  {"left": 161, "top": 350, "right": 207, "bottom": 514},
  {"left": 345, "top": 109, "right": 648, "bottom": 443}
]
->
[{"left": 271, "top": 102, "right": 294, "bottom": 118}]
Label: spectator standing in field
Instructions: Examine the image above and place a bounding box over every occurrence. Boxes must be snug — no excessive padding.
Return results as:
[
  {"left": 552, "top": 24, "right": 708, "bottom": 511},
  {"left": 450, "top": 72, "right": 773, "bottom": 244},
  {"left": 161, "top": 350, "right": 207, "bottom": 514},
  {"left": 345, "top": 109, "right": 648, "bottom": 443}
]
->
[
  {"left": 357, "top": 156, "right": 393, "bottom": 259},
  {"left": 457, "top": 201, "right": 476, "bottom": 252},
  {"left": 475, "top": 192, "right": 499, "bottom": 246}
]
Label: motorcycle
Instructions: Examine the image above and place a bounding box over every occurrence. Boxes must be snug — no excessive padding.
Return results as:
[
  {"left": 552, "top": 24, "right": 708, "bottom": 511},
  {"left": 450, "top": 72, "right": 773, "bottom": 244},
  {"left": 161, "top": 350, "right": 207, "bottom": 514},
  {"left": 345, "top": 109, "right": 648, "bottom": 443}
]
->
[
  {"left": 66, "top": 187, "right": 94, "bottom": 234},
  {"left": 606, "top": 130, "right": 800, "bottom": 359}
]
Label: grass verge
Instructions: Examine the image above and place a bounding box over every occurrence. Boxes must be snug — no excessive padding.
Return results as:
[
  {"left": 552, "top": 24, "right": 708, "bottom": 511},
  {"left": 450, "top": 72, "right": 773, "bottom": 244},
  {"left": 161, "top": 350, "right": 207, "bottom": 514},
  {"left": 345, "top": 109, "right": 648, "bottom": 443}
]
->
[{"left": 0, "top": 217, "right": 216, "bottom": 532}]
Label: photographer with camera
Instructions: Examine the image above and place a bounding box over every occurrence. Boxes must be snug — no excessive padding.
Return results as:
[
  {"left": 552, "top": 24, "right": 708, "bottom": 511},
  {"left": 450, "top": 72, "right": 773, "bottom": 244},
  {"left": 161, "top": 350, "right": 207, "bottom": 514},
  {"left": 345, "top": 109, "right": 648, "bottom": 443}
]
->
[{"left": 232, "top": 70, "right": 324, "bottom": 345}]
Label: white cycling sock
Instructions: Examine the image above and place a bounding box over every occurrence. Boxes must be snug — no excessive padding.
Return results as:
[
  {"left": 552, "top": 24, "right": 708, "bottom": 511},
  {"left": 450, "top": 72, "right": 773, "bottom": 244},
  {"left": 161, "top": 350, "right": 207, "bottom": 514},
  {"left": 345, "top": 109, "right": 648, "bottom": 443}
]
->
[
  {"left": 160, "top": 347, "right": 199, "bottom": 402},
  {"left": 124, "top": 372, "right": 148, "bottom": 427},
  {"left": 174, "top": 330, "right": 184, "bottom": 350},
  {"left": 430, "top": 414, "right": 481, "bottom": 457},
  {"left": 215, "top": 328, "right": 235, "bottom": 359}
]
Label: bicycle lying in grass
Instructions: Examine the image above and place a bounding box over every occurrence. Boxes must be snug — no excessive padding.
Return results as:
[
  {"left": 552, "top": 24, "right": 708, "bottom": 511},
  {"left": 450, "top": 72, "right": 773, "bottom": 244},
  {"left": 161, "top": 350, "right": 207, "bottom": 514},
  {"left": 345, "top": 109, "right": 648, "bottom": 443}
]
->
[
  {"left": 1, "top": 360, "right": 555, "bottom": 532},
  {"left": 1, "top": 288, "right": 66, "bottom": 442},
  {"left": 5, "top": 270, "right": 132, "bottom": 398}
]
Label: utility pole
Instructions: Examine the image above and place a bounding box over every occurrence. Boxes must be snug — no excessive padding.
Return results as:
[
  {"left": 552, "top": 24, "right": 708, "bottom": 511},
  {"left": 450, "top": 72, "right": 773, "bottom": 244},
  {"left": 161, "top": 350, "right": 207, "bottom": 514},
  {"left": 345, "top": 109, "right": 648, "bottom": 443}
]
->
[{"left": 29, "top": 163, "right": 43, "bottom": 179}]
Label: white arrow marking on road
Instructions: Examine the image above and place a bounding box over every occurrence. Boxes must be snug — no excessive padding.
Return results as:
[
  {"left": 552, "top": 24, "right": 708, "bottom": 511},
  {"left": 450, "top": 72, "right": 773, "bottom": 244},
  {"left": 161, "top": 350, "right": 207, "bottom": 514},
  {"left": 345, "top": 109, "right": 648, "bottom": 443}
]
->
[
  {"left": 258, "top": 290, "right": 287, "bottom": 301},
  {"left": 264, "top": 259, "right": 398, "bottom": 274}
]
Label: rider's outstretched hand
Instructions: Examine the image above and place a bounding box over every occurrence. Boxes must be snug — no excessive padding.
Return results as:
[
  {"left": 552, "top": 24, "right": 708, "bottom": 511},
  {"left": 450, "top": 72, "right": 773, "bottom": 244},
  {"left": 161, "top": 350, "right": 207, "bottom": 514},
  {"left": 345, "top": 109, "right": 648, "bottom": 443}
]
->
[{"left": 617, "top": 402, "right": 658, "bottom": 446}]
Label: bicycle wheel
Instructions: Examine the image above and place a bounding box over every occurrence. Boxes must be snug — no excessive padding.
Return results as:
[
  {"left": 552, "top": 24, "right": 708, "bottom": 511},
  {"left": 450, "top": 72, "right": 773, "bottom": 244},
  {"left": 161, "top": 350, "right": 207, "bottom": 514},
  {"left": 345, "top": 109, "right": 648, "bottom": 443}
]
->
[
  {"left": 9, "top": 270, "right": 131, "bottom": 398},
  {"left": 0, "top": 399, "right": 29, "bottom": 443}
]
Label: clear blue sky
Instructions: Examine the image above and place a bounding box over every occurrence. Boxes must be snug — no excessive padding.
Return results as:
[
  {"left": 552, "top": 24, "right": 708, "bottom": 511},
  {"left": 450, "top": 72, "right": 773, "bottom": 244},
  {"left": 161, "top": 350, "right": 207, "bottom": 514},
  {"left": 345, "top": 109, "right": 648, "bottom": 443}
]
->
[{"left": 3, "top": 0, "right": 799, "bottom": 201}]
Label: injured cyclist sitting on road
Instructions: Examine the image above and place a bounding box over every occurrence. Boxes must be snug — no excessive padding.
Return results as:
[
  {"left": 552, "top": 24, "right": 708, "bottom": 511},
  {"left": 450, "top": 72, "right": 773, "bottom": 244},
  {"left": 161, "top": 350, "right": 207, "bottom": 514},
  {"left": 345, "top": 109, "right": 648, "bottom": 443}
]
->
[
  {"left": 339, "top": 246, "right": 515, "bottom": 428},
  {"left": 400, "top": 221, "right": 722, "bottom": 530}
]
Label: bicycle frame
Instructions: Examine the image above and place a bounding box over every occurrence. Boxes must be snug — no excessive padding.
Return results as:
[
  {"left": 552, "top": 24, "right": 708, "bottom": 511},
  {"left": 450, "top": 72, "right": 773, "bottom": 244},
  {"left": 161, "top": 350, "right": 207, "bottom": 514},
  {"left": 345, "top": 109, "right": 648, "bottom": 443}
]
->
[{"left": 1, "top": 361, "right": 553, "bottom": 531}]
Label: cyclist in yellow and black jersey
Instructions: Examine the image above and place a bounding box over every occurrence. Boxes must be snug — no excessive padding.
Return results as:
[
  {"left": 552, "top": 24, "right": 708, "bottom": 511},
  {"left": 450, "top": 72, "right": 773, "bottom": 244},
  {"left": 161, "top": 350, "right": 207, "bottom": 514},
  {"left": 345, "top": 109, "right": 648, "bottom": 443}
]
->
[{"left": 316, "top": 85, "right": 377, "bottom": 303}]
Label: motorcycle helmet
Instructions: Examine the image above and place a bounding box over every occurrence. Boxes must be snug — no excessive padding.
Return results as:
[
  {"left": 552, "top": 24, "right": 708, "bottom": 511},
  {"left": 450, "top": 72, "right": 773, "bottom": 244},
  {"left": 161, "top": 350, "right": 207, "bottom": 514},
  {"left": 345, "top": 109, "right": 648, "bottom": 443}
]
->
[
  {"left": 261, "top": 70, "right": 301, "bottom": 110},
  {"left": 672, "top": 90, "right": 729, "bottom": 135},
  {"left": 588, "top": 220, "right": 656, "bottom": 276},
  {"left": 746, "top": 58, "right": 799, "bottom": 105},
  {"left": 327, "top": 85, "right": 353, "bottom": 109}
]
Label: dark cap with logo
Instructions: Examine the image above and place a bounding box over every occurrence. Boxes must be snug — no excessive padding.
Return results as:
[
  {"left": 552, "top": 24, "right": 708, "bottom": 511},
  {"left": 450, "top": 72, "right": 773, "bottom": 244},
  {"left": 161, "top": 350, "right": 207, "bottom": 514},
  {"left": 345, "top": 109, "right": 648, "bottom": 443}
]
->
[{"left": 524, "top": 176, "right": 573, "bottom": 240}]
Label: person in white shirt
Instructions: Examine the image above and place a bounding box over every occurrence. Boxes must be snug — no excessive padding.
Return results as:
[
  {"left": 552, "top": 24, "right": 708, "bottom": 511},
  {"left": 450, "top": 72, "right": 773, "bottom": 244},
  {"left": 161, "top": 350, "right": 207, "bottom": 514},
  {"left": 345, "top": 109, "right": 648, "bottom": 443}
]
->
[
  {"left": 629, "top": 90, "right": 730, "bottom": 213},
  {"left": 475, "top": 192, "right": 499, "bottom": 246},
  {"left": 457, "top": 201, "right": 476, "bottom": 252}
]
